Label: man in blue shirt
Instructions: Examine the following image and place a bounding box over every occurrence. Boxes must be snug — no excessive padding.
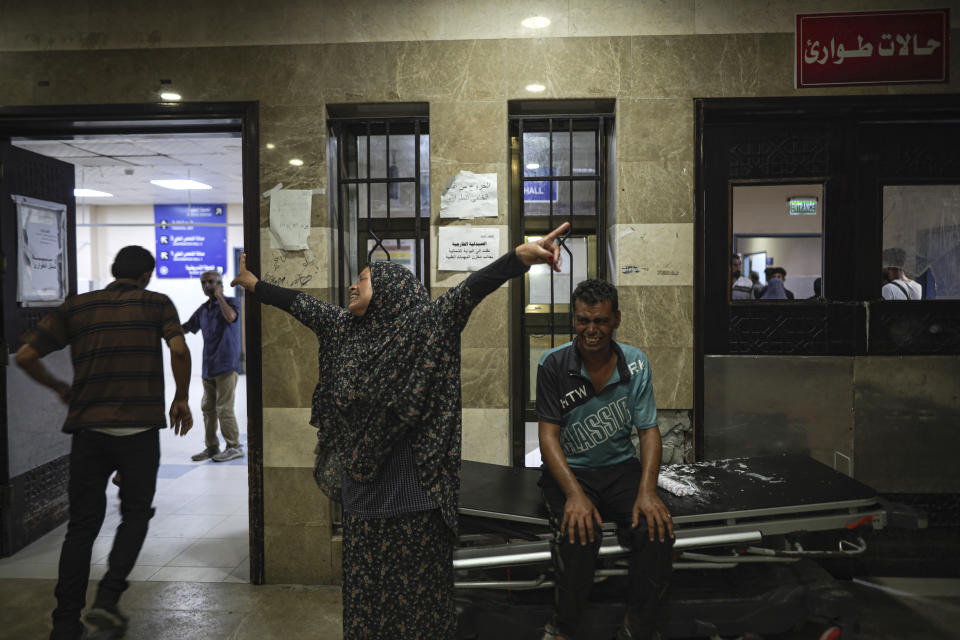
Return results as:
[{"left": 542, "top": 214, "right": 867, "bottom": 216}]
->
[
  {"left": 537, "top": 279, "right": 674, "bottom": 640},
  {"left": 183, "top": 269, "right": 243, "bottom": 462}
]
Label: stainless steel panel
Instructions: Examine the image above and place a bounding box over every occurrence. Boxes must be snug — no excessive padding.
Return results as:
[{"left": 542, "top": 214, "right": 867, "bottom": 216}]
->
[
  {"left": 853, "top": 356, "right": 960, "bottom": 493},
  {"left": 703, "top": 355, "right": 854, "bottom": 469}
]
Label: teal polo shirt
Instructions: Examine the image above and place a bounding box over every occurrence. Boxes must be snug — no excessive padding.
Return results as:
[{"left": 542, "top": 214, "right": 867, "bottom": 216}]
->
[{"left": 536, "top": 340, "right": 657, "bottom": 469}]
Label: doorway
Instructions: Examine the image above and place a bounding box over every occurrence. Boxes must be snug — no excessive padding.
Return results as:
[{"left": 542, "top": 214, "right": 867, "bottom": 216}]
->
[{"left": 0, "top": 103, "right": 264, "bottom": 584}]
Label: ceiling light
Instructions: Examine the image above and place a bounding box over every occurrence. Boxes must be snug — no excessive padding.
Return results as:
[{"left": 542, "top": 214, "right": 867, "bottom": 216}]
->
[
  {"left": 525, "top": 83, "right": 546, "bottom": 93},
  {"left": 266, "top": 143, "right": 276, "bottom": 149},
  {"left": 289, "top": 158, "right": 304, "bottom": 166},
  {"left": 74, "top": 188, "right": 113, "bottom": 198},
  {"left": 526, "top": 163, "right": 540, "bottom": 170},
  {"left": 521, "top": 16, "right": 550, "bottom": 29},
  {"left": 150, "top": 179, "right": 212, "bottom": 190},
  {"left": 159, "top": 91, "right": 182, "bottom": 101}
]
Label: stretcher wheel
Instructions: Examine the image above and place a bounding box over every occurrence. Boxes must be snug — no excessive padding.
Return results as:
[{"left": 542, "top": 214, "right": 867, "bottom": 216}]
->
[{"left": 817, "top": 627, "right": 842, "bottom": 640}]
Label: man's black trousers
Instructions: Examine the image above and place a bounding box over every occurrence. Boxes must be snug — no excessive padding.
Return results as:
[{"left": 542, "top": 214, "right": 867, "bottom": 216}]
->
[
  {"left": 540, "top": 458, "right": 674, "bottom": 640},
  {"left": 51, "top": 429, "right": 159, "bottom": 640}
]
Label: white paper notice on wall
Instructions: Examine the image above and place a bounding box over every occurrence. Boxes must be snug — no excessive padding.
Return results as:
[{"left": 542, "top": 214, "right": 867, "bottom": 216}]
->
[
  {"left": 269, "top": 189, "right": 313, "bottom": 250},
  {"left": 437, "top": 226, "right": 500, "bottom": 271},
  {"left": 439, "top": 171, "right": 497, "bottom": 219}
]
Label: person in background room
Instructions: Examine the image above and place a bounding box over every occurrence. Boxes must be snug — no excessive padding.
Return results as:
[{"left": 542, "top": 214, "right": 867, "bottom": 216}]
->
[
  {"left": 231, "top": 223, "right": 571, "bottom": 640},
  {"left": 183, "top": 269, "right": 244, "bottom": 463},
  {"left": 730, "top": 254, "right": 753, "bottom": 300},
  {"left": 15, "top": 246, "right": 193, "bottom": 640}
]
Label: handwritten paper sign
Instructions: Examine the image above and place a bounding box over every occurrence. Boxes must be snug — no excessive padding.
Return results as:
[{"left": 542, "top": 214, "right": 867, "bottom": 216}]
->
[
  {"left": 796, "top": 9, "right": 949, "bottom": 87},
  {"left": 440, "top": 171, "right": 497, "bottom": 219},
  {"left": 437, "top": 227, "right": 500, "bottom": 271},
  {"left": 269, "top": 189, "right": 313, "bottom": 250}
]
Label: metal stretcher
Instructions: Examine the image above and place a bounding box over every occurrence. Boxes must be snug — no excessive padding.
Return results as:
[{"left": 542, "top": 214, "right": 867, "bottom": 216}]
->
[{"left": 453, "top": 454, "right": 914, "bottom": 639}]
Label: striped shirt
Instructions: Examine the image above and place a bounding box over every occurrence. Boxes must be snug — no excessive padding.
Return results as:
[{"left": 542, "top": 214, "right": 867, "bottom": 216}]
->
[{"left": 24, "top": 279, "right": 184, "bottom": 433}]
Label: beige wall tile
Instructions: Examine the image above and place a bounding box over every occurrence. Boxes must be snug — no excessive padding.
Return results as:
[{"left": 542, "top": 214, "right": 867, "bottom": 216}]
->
[
  {"left": 616, "top": 161, "right": 693, "bottom": 224},
  {"left": 460, "top": 287, "right": 512, "bottom": 349},
  {"left": 629, "top": 34, "right": 759, "bottom": 98},
  {"left": 263, "top": 408, "right": 318, "bottom": 468},
  {"left": 612, "top": 223, "right": 693, "bottom": 286},
  {"left": 461, "top": 408, "right": 511, "bottom": 466},
  {"left": 261, "top": 303, "right": 320, "bottom": 409},
  {"left": 392, "top": 40, "right": 507, "bottom": 102},
  {"left": 461, "top": 347, "right": 510, "bottom": 409},
  {"left": 259, "top": 228, "right": 332, "bottom": 290},
  {"left": 616, "top": 285, "right": 694, "bottom": 349},
  {"left": 503, "top": 37, "right": 631, "bottom": 98},
  {"left": 644, "top": 346, "right": 693, "bottom": 409},
  {"left": 264, "top": 523, "right": 336, "bottom": 584},
  {"left": 570, "top": 0, "right": 695, "bottom": 37},
  {"left": 617, "top": 98, "right": 694, "bottom": 164},
  {"left": 430, "top": 101, "right": 508, "bottom": 165},
  {"left": 264, "top": 466, "right": 331, "bottom": 527},
  {"left": 319, "top": 42, "right": 395, "bottom": 103}
]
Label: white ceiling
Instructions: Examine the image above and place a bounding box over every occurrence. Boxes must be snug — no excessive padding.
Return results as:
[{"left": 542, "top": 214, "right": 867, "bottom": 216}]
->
[{"left": 13, "top": 134, "right": 243, "bottom": 205}]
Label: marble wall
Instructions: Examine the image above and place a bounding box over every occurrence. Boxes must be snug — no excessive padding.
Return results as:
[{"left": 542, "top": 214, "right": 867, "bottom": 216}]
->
[{"left": 2, "top": 21, "right": 959, "bottom": 583}]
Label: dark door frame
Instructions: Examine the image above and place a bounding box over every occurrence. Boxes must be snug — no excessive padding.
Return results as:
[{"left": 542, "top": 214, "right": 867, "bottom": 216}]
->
[{"left": 0, "top": 101, "right": 264, "bottom": 584}]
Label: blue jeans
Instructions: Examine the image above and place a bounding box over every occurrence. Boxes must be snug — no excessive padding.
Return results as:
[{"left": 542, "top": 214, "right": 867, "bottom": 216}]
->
[{"left": 50, "top": 429, "right": 159, "bottom": 640}]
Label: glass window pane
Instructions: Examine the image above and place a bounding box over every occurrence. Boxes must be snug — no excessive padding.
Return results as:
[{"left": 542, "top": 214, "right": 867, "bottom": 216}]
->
[
  {"left": 420, "top": 134, "right": 430, "bottom": 216},
  {"left": 524, "top": 421, "right": 541, "bottom": 468},
  {"left": 731, "top": 184, "right": 823, "bottom": 301},
  {"left": 526, "top": 236, "right": 589, "bottom": 308},
  {"left": 366, "top": 237, "right": 425, "bottom": 282},
  {"left": 572, "top": 130, "right": 597, "bottom": 176},
  {"left": 572, "top": 180, "right": 597, "bottom": 216},
  {"left": 522, "top": 132, "right": 551, "bottom": 177},
  {"left": 551, "top": 131, "right": 571, "bottom": 177},
  {"left": 355, "top": 136, "right": 368, "bottom": 179},
  {"left": 388, "top": 134, "right": 416, "bottom": 178},
  {"left": 883, "top": 185, "right": 960, "bottom": 300},
  {"left": 367, "top": 135, "right": 388, "bottom": 178},
  {"left": 528, "top": 333, "right": 574, "bottom": 403},
  {"left": 524, "top": 181, "right": 571, "bottom": 217}
]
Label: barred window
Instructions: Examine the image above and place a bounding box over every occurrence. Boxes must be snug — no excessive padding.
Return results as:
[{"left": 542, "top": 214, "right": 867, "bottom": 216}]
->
[
  {"left": 509, "top": 101, "right": 615, "bottom": 468},
  {"left": 328, "top": 105, "right": 430, "bottom": 304}
]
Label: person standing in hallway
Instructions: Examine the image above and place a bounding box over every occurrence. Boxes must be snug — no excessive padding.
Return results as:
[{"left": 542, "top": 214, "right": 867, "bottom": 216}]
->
[
  {"left": 183, "top": 269, "right": 244, "bottom": 462},
  {"left": 14, "top": 245, "right": 193, "bottom": 640}
]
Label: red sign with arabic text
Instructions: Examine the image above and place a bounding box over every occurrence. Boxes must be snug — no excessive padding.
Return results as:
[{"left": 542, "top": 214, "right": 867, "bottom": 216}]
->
[{"left": 797, "top": 9, "right": 949, "bottom": 88}]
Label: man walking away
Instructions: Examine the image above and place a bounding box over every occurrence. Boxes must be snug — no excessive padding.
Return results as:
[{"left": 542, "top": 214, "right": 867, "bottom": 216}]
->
[{"left": 15, "top": 245, "right": 193, "bottom": 640}]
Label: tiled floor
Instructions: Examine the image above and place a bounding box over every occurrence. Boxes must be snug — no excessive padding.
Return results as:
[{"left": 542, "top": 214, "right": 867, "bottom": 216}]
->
[{"left": 0, "top": 374, "right": 251, "bottom": 585}]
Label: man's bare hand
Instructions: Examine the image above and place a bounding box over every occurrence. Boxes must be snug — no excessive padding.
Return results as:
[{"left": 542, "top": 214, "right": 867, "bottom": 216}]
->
[
  {"left": 562, "top": 491, "right": 603, "bottom": 546},
  {"left": 632, "top": 490, "right": 674, "bottom": 542},
  {"left": 169, "top": 399, "right": 193, "bottom": 436}
]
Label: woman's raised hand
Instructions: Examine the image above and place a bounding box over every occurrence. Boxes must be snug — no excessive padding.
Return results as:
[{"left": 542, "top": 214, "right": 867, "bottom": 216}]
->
[
  {"left": 515, "top": 222, "right": 570, "bottom": 273},
  {"left": 230, "top": 253, "right": 259, "bottom": 292}
]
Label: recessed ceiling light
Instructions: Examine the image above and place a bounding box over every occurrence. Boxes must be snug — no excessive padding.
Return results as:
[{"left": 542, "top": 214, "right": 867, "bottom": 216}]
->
[
  {"left": 74, "top": 188, "right": 113, "bottom": 198},
  {"left": 159, "top": 91, "right": 182, "bottom": 101},
  {"left": 526, "top": 163, "right": 540, "bottom": 170},
  {"left": 289, "top": 158, "right": 304, "bottom": 166},
  {"left": 265, "top": 143, "right": 276, "bottom": 149},
  {"left": 150, "top": 179, "right": 212, "bottom": 190},
  {"left": 521, "top": 16, "right": 550, "bottom": 29},
  {"left": 525, "top": 83, "right": 546, "bottom": 93}
]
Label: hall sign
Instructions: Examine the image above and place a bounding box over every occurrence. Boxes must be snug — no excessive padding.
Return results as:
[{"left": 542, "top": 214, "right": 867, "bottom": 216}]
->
[{"left": 796, "top": 8, "right": 949, "bottom": 88}]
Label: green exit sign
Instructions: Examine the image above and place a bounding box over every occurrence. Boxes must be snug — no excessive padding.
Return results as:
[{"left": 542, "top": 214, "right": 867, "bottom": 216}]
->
[{"left": 788, "top": 197, "right": 817, "bottom": 215}]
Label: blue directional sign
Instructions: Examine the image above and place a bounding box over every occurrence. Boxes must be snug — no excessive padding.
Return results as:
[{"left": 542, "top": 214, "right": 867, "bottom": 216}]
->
[
  {"left": 154, "top": 204, "right": 227, "bottom": 278},
  {"left": 524, "top": 166, "right": 558, "bottom": 203}
]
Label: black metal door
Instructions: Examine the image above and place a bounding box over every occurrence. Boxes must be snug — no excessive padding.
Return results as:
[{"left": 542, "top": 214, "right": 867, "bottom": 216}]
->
[{"left": 0, "top": 140, "right": 76, "bottom": 556}]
